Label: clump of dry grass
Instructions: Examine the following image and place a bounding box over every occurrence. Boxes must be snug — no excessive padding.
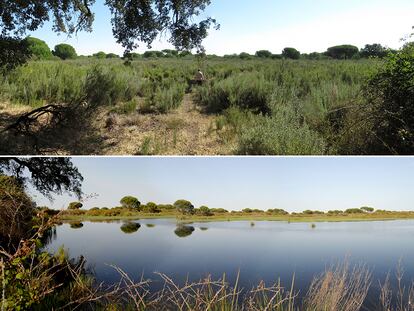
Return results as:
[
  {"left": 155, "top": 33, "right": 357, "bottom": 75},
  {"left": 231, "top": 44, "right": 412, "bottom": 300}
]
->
[
  {"left": 379, "top": 261, "right": 414, "bottom": 311},
  {"left": 106, "top": 268, "right": 297, "bottom": 311},
  {"left": 304, "top": 260, "right": 371, "bottom": 311}
]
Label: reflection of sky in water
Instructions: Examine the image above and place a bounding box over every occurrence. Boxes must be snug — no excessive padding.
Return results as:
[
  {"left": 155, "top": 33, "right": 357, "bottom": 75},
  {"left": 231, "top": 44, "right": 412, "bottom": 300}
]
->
[{"left": 47, "top": 219, "right": 414, "bottom": 304}]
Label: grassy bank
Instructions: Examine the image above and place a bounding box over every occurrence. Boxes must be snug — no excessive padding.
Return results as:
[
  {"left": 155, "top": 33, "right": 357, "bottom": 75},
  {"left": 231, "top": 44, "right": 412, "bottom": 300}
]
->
[{"left": 58, "top": 211, "right": 414, "bottom": 223}]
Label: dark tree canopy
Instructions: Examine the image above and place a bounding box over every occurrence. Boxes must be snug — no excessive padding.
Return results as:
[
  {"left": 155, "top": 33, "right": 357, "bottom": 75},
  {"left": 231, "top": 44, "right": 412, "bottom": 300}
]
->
[
  {"left": 360, "top": 43, "right": 388, "bottom": 58},
  {"left": 106, "top": 0, "right": 218, "bottom": 53},
  {"left": 282, "top": 47, "right": 300, "bottom": 60},
  {"left": 0, "top": 157, "right": 83, "bottom": 199},
  {"left": 255, "top": 50, "right": 272, "bottom": 58},
  {"left": 0, "top": 36, "right": 31, "bottom": 73},
  {"left": 0, "top": 0, "right": 217, "bottom": 67},
  {"left": 326, "top": 45, "right": 359, "bottom": 59},
  {"left": 0, "top": 0, "right": 95, "bottom": 37}
]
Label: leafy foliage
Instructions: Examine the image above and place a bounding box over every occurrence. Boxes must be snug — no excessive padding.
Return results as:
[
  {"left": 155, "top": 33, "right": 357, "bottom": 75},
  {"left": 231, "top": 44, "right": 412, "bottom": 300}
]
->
[
  {"left": 53, "top": 43, "right": 77, "bottom": 60},
  {"left": 23, "top": 36, "right": 53, "bottom": 60},
  {"left": 360, "top": 43, "right": 388, "bottom": 58},
  {"left": 326, "top": 45, "right": 359, "bottom": 59},
  {"left": 0, "top": 0, "right": 216, "bottom": 69},
  {"left": 0, "top": 158, "right": 83, "bottom": 199},
  {"left": 0, "top": 175, "right": 35, "bottom": 250},
  {"left": 120, "top": 196, "right": 141, "bottom": 210},
  {"left": 0, "top": 36, "right": 30, "bottom": 73},
  {"left": 68, "top": 202, "right": 83, "bottom": 210},
  {"left": 363, "top": 46, "right": 414, "bottom": 154},
  {"left": 174, "top": 199, "right": 195, "bottom": 215},
  {"left": 255, "top": 50, "right": 272, "bottom": 58},
  {"left": 282, "top": 47, "right": 300, "bottom": 59}
]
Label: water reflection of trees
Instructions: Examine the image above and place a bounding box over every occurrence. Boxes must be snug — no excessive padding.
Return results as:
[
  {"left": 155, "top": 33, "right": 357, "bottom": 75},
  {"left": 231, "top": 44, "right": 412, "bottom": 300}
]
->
[
  {"left": 174, "top": 225, "right": 195, "bottom": 238},
  {"left": 120, "top": 222, "right": 141, "bottom": 234},
  {"left": 199, "top": 227, "right": 209, "bottom": 231},
  {"left": 70, "top": 222, "right": 84, "bottom": 229},
  {"left": 146, "top": 224, "right": 156, "bottom": 228}
]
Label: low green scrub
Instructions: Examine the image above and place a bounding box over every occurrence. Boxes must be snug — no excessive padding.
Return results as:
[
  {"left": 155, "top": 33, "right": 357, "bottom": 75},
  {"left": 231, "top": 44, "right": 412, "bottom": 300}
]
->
[
  {"left": 237, "top": 103, "right": 327, "bottom": 155},
  {"left": 142, "top": 83, "right": 186, "bottom": 113},
  {"left": 196, "top": 72, "right": 274, "bottom": 113}
]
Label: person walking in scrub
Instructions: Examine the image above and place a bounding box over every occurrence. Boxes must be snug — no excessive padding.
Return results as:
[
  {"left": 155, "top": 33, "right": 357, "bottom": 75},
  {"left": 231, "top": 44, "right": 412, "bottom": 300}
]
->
[{"left": 194, "top": 69, "right": 205, "bottom": 85}]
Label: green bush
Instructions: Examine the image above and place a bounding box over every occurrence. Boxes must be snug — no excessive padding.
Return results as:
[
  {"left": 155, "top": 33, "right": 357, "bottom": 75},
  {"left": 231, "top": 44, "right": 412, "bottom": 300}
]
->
[
  {"left": 53, "top": 44, "right": 77, "bottom": 60},
  {"left": 174, "top": 200, "right": 195, "bottom": 215},
  {"left": 255, "top": 50, "right": 272, "bottom": 58},
  {"left": 363, "top": 46, "right": 414, "bottom": 154},
  {"left": 237, "top": 103, "right": 326, "bottom": 155},
  {"left": 24, "top": 37, "right": 53, "bottom": 60},
  {"left": 145, "top": 84, "right": 185, "bottom": 113},
  {"left": 0, "top": 175, "right": 35, "bottom": 248},
  {"left": 158, "top": 204, "right": 175, "bottom": 210},
  {"left": 198, "top": 206, "right": 213, "bottom": 216},
  {"left": 143, "top": 202, "right": 159, "bottom": 213},
  {"left": 360, "top": 206, "right": 375, "bottom": 212},
  {"left": 282, "top": 47, "right": 300, "bottom": 60},
  {"left": 267, "top": 208, "right": 289, "bottom": 215},
  {"left": 93, "top": 51, "right": 106, "bottom": 59},
  {"left": 328, "top": 210, "right": 343, "bottom": 215},
  {"left": 120, "top": 196, "right": 141, "bottom": 210},
  {"left": 210, "top": 208, "right": 228, "bottom": 213},
  {"left": 68, "top": 202, "right": 83, "bottom": 210},
  {"left": 326, "top": 45, "right": 359, "bottom": 59},
  {"left": 196, "top": 72, "right": 274, "bottom": 114},
  {"left": 345, "top": 208, "right": 364, "bottom": 214}
]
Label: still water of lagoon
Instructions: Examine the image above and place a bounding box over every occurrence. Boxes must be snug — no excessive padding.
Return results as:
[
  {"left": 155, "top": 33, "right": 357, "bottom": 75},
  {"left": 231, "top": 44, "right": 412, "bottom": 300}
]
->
[{"left": 46, "top": 219, "right": 414, "bottom": 307}]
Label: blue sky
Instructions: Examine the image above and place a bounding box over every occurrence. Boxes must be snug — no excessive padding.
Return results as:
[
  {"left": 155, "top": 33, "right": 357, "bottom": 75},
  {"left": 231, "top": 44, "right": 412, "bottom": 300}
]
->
[
  {"left": 29, "top": 0, "right": 414, "bottom": 56},
  {"left": 33, "top": 157, "right": 414, "bottom": 212}
]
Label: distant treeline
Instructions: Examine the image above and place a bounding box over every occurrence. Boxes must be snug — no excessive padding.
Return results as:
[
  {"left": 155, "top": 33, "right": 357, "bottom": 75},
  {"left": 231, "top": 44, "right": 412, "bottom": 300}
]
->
[
  {"left": 23, "top": 36, "right": 393, "bottom": 61},
  {"left": 58, "top": 196, "right": 409, "bottom": 217}
]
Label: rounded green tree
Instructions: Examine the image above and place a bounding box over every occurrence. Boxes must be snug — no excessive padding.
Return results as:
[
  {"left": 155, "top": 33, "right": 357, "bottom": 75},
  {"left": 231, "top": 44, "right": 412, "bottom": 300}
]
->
[
  {"left": 282, "top": 47, "right": 300, "bottom": 59},
  {"left": 326, "top": 45, "right": 359, "bottom": 59},
  {"left": 174, "top": 200, "right": 194, "bottom": 215},
  {"left": 144, "top": 202, "right": 159, "bottom": 213},
  {"left": 53, "top": 43, "right": 77, "bottom": 60},
  {"left": 23, "top": 37, "right": 53, "bottom": 60},
  {"left": 255, "top": 50, "right": 272, "bottom": 58},
  {"left": 68, "top": 202, "right": 83, "bottom": 210},
  {"left": 120, "top": 196, "right": 141, "bottom": 210}
]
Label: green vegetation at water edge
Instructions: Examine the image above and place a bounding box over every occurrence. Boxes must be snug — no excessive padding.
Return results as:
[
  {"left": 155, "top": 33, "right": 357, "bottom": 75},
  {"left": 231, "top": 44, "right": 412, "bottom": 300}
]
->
[{"left": 57, "top": 196, "right": 414, "bottom": 223}]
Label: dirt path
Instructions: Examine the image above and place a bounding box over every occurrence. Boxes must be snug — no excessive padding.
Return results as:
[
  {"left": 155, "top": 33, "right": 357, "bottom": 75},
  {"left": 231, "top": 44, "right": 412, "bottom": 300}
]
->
[
  {"left": 0, "top": 95, "right": 230, "bottom": 155},
  {"left": 97, "top": 94, "right": 228, "bottom": 155}
]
